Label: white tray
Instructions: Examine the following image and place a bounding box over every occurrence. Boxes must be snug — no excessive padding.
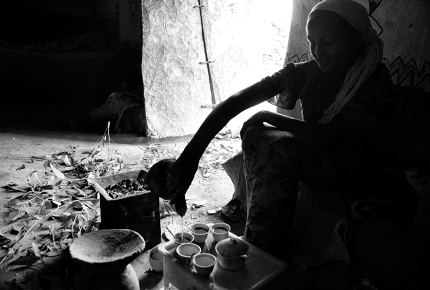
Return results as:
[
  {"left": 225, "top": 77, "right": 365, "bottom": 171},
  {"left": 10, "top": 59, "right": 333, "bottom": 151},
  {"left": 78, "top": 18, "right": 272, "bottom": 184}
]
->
[{"left": 158, "top": 226, "right": 288, "bottom": 290}]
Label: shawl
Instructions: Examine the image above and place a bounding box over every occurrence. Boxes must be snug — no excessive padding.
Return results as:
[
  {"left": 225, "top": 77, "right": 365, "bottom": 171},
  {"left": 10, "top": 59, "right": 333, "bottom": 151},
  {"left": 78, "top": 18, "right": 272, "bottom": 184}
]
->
[{"left": 310, "top": 0, "right": 384, "bottom": 123}]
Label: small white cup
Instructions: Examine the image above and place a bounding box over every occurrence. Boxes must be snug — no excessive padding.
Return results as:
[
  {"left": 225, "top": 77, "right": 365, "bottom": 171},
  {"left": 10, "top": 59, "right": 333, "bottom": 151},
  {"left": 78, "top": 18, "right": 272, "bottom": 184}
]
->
[
  {"left": 211, "top": 223, "right": 231, "bottom": 242},
  {"left": 176, "top": 243, "right": 201, "bottom": 266},
  {"left": 193, "top": 253, "right": 216, "bottom": 276},
  {"left": 174, "top": 232, "right": 194, "bottom": 245},
  {"left": 191, "top": 223, "right": 210, "bottom": 244},
  {"left": 148, "top": 246, "right": 163, "bottom": 273}
]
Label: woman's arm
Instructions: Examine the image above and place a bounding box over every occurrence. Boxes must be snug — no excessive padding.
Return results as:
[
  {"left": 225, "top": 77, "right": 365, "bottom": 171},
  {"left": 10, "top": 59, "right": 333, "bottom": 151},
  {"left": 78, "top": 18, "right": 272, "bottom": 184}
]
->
[
  {"left": 240, "top": 110, "right": 345, "bottom": 146},
  {"left": 185, "top": 82, "right": 278, "bottom": 157},
  {"left": 166, "top": 80, "right": 280, "bottom": 207}
]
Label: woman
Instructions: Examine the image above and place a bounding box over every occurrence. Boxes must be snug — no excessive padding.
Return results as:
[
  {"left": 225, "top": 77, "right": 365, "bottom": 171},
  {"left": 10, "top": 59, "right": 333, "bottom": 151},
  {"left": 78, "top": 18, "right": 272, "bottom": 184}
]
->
[{"left": 161, "top": 0, "right": 399, "bottom": 261}]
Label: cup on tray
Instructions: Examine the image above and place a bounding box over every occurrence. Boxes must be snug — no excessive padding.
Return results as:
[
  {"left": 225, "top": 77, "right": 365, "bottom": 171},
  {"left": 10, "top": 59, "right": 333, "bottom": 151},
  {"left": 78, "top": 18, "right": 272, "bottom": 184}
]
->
[
  {"left": 176, "top": 243, "right": 201, "bottom": 266},
  {"left": 191, "top": 223, "right": 210, "bottom": 244},
  {"left": 210, "top": 223, "right": 231, "bottom": 242},
  {"left": 174, "top": 232, "right": 194, "bottom": 245},
  {"left": 193, "top": 253, "right": 216, "bottom": 277}
]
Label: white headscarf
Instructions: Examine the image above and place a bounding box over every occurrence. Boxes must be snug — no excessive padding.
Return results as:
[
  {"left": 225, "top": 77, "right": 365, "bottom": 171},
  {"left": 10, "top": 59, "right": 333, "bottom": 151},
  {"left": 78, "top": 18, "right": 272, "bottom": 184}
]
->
[{"left": 310, "top": 0, "right": 384, "bottom": 124}]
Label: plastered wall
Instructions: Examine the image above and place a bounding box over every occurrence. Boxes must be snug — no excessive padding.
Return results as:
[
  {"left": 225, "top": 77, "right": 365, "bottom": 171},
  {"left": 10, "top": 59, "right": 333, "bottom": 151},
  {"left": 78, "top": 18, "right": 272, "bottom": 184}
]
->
[
  {"left": 282, "top": 0, "right": 430, "bottom": 119},
  {"left": 286, "top": 0, "right": 430, "bottom": 89},
  {"left": 374, "top": 0, "right": 430, "bottom": 90}
]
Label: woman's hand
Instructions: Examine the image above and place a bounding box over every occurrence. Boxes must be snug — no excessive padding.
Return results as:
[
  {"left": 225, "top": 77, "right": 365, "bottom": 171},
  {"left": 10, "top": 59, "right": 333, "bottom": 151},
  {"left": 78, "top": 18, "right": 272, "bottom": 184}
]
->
[
  {"left": 146, "top": 154, "right": 198, "bottom": 217},
  {"left": 166, "top": 152, "right": 199, "bottom": 217},
  {"left": 240, "top": 110, "right": 271, "bottom": 139}
]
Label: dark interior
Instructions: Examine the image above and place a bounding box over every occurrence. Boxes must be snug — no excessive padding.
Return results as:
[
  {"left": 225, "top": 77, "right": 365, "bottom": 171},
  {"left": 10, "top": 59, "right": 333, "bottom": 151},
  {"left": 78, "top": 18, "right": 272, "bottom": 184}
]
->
[
  {"left": 0, "top": 1, "right": 144, "bottom": 134},
  {"left": 1, "top": 2, "right": 430, "bottom": 290}
]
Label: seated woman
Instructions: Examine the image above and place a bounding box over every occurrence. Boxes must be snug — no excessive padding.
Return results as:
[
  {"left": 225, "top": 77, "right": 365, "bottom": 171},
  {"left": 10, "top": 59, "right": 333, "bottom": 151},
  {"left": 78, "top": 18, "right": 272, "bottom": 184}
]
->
[{"left": 160, "top": 0, "right": 419, "bottom": 263}]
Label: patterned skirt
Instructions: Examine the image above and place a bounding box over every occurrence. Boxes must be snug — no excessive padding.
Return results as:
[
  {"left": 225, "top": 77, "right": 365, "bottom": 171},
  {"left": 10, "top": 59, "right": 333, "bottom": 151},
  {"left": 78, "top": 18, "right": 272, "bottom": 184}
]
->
[{"left": 225, "top": 124, "right": 338, "bottom": 260}]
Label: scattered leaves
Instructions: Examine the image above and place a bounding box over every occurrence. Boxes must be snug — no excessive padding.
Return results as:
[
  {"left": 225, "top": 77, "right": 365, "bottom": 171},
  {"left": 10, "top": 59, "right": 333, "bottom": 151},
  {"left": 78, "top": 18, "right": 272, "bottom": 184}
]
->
[
  {"left": 0, "top": 234, "right": 10, "bottom": 246},
  {"left": 0, "top": 125, "right": 242, "bottom": 270},
  {"left": 16, "top": 164, "right": 25, "bottom": 171},
  {"left": 0, "top": 125, "right": 124, "bottom": 269}
]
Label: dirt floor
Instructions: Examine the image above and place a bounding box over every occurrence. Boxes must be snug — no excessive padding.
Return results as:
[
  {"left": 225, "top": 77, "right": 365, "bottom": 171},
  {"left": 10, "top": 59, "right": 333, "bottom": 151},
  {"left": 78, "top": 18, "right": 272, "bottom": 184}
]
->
[
  {"left": 1, "top": 123, "right": 430, "bottom": 290},
  {"left": 0, "top": 125, "right": 245, "bottom": 290}
]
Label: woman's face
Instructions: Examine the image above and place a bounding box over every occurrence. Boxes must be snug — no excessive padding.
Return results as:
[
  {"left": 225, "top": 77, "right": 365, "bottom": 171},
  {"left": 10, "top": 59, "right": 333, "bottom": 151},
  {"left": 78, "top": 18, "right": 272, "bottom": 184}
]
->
[{"left": 307, "top": 11, "right": 361, "bottom": 77}]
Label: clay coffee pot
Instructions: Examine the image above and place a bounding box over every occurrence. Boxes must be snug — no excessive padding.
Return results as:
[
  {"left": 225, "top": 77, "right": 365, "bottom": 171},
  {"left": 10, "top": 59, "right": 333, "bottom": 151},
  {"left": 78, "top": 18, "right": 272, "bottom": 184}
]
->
[{"left": 146, "top": 158, "right": 187, "bottom": 216}]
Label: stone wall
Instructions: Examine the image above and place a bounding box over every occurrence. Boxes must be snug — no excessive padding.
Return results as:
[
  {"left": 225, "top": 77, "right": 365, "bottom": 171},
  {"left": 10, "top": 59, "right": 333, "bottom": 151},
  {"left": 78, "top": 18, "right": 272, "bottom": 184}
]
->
[
  {"left": 141, "top": 0, "right": 292, "bottom": 137},
  {"left": 141, "top": 0, "right": 211, "bottom": 137}
]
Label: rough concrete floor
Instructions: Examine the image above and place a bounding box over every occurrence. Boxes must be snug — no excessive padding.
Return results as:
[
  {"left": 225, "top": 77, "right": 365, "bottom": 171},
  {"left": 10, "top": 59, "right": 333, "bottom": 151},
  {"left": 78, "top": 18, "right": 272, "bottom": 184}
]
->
[{"left": 1, "top": 122, "right": 430, "bottom": 290}]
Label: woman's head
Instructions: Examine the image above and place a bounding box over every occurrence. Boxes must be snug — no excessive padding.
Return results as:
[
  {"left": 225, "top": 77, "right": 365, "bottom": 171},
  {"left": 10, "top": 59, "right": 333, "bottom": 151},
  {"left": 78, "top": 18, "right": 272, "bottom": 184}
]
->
[{"left": 307, "top": 0, "right": 373, "bottom": 77}]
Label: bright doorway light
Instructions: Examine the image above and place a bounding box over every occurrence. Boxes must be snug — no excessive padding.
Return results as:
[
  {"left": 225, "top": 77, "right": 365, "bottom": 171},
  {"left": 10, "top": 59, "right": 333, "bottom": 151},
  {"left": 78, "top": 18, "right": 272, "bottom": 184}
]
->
[{"left": 226, "top": 0, "right": 294, "bottom": 133}]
